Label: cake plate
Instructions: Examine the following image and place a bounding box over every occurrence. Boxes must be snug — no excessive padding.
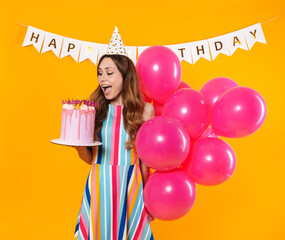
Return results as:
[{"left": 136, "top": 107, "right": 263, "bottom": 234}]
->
[{"left": 50, "top": 139, "right": 102, "bottom": 147}]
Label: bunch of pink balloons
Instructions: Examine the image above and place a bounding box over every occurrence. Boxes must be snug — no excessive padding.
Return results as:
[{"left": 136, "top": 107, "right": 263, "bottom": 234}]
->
[{"left": 135, "top": 46, "right": 267, "bottom": 221}]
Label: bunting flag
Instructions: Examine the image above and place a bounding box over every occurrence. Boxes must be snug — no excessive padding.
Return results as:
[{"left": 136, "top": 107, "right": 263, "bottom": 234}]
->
[{"left": 22, "top": 23, "right": 266, "bottom": 66}]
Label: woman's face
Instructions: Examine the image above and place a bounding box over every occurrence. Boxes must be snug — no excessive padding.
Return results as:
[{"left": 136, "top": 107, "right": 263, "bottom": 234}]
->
[{"left": 98, "top": 57, "right": 123, "bottom": 102}]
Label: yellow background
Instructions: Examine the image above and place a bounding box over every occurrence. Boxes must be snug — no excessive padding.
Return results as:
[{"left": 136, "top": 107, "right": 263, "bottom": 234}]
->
[{"left": 1, "top": 0, "right": 284, "bottom": 239}]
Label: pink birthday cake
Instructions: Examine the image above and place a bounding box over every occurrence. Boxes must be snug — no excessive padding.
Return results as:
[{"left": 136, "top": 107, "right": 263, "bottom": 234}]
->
[{"left": 60, "top": 99, "right": 99, "bottom": 145}]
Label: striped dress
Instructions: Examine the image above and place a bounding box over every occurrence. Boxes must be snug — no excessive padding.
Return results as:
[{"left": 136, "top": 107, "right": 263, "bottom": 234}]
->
[{"left": 74, "top": 104, "right": 154, "bottom": 240}]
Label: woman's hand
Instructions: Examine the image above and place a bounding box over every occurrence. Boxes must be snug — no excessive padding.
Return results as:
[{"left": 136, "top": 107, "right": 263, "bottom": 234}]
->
[
  {"left": 71, "top": 146, "right": 93, "bottom": 165},
  {"left": 146, "top": 209, "right": 155, "bottom": 222}
]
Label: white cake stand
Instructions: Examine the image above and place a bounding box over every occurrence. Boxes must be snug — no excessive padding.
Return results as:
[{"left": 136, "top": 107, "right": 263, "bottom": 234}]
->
[{"left": 50, "top": 139, "right": 102, "bottom": 147}]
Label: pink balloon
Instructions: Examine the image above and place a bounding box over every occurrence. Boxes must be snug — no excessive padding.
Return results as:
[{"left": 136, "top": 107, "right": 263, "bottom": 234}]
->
[
  {"left": 136, "top": 46, "right": 182, "bottom": 104},
  {"left": 178, "top": 80, "right": 191, "bottom": 89},
  {"left": 152, "top": 101, "right": 163, "bottom": 116},
  {"left": 153, "top": 81, "right": 191, "bottom": 111},
  {"left": 162, "top": 88, "right": 212, "bottom": 141},
  {"left": 143, "top": 168, "right": 196, "bottom": 221},
  {"left": 212, "top": 86, "right": 267, "bottom": 138},
  {"left": 200, "top": 77, "right": 239, "bottom": 106},
  {"left": 180, "top": 137, "right": 236, "bottom": 186},
  {"left": 135, "top": 116, "right": 190, "bottom": 171}
]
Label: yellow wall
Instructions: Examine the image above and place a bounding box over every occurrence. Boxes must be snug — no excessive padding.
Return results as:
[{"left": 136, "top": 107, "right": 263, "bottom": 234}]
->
[{"left": 1, "top": 0, "right": 284, "bottom": 239}]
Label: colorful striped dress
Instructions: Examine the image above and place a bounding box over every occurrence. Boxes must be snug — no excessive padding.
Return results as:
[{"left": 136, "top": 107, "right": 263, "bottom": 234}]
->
[{"left": 74, "top": 104, "right": 154, "bottom": 240}]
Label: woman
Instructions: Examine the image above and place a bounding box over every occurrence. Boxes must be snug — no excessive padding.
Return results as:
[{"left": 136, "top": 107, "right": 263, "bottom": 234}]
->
[{"left": 73, "top": 53, "right": 155, "bottom": 240}]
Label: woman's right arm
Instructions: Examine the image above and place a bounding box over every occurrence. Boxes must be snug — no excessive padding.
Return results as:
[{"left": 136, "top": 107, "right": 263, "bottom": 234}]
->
[{"left": 72, "top": 146, "right": 93, "bottom": 165}]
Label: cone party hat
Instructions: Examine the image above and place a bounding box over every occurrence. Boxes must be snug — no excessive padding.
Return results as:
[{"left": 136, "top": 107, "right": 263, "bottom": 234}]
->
[{"left": 106, "top": 26, "right": 128, "bottom": 57}]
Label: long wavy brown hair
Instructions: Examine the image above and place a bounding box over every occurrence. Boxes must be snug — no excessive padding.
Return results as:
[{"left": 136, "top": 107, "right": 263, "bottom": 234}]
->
[{"left": 89, "top": 54, "right": 146, "bottom": 150}]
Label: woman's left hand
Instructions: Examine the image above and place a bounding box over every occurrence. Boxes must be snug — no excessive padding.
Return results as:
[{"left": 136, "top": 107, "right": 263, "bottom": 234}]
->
[{"left": 146, "top": 209, "right": 155, "bottom": 222}]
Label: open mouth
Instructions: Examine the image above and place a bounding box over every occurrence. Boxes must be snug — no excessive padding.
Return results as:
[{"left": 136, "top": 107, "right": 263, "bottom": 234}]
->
[{"left": 102, "top": 86, "right": 112, "bottom": 94}]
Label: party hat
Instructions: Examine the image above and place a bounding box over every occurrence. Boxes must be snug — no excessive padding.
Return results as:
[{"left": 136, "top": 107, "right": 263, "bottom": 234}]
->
[{"left": 106, "top": 26, "right": 128, "bottom": 57}]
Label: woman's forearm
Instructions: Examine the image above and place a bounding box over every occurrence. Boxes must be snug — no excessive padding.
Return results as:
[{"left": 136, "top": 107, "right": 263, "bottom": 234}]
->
[{"left": 139, "top": 160, "right": 150, "bottom": 188}]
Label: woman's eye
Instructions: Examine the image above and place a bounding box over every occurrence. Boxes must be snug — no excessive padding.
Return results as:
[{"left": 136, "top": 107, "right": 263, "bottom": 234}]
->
[{"left": 97, "top": 72, "right": 113, "bottom": 76}]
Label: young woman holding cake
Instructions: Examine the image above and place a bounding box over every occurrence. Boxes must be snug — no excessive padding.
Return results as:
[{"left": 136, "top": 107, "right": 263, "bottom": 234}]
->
[{"left": 73, "top": 26, "right": 155, "bottom": 240}]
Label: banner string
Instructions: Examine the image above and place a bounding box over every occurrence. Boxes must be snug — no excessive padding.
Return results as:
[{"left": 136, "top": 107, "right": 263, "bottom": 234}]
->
[
  {"left": 1, "top": 11, "right": 285, "bottom": 40},
  {"left": 261, "top": 11, "right": 285, "bottom": 24},
  {"left": 0, "top": 16, "right": 28, "bottom": 27}
]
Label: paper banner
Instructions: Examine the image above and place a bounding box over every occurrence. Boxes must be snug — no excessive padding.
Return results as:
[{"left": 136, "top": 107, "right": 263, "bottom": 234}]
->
[
  {"left": 97, "top": 43, "right": 109, "bottom": 64},
  {"left": 225, "top": 29, "right": 249, "bottom": 56},
  {"left": 243, "top": 23, "right": 266, "bottom": 50},
  {"left": 60, "top": 37, "right": 81, "bottom": 62},
  {"left": 22, "top": 26, "right": 45, "bottom": 52},
  {"left": 41, "top": 31, "right": 64, "bottom": 58},
  {"left": 208, "top": 34, "right": 231, "bottom": 60},
  {"left": 137, "top": 46, "right": 151, "bottom": 57},
  {"left": 125, "top": 46, "right": 137, "bottom": 65},
  {"left": 163, "top": 43, "right": 193, "bottom": 64},
  {"left": 22, "top": 23, "right": 266, "bottom": 65},
  {"left": 190, "top": 40, "right": 211, "bottom": 64},
  {"left": 78, "top": 41, "right": 99, "bottom": 65}
]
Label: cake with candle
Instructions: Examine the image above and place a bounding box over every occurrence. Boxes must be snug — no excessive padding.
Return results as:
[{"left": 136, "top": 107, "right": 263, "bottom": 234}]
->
[{"left": 56, "top": 99, "right": 99, "bottom": 146}]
